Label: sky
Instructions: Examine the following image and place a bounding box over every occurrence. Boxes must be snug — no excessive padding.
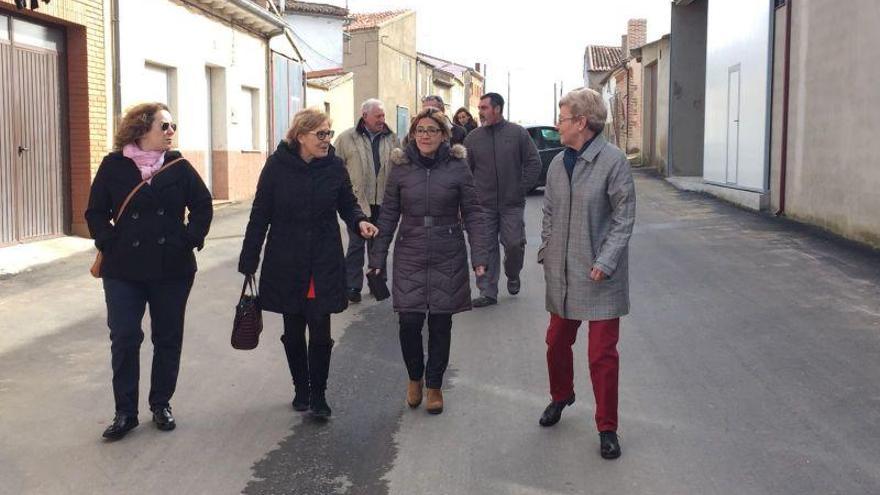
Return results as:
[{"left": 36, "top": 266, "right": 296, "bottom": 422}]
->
[{"left": 326, "top": 0, "right": 671, "bottom": 124}]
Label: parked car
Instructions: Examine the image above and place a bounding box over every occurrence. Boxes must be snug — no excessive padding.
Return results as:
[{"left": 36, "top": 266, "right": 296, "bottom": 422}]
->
[{"left": 525, "top": 124, "right": 564, "bottom": 189}]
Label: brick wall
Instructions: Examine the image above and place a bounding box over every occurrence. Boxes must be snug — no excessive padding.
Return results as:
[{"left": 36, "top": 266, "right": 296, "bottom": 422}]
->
[
  {"left": 627, "top": 19, "right": 647, "bottom": 52},
  {"left": 0, "top": 0, "right": 107, "bottom": 237}
]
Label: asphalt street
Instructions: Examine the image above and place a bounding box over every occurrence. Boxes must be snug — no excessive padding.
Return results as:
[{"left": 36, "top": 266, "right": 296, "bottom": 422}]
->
[{"left": 1, "top": 171, "right": 880, "bottom": 494}]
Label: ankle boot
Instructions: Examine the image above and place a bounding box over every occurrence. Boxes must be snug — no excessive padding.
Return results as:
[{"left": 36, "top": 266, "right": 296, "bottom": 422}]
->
[
  {"left": 406, "top": 380, "right": 423, "bottom": 408},
  {"left": 426, "top": 388, "right": 443, "bottom": 415}
]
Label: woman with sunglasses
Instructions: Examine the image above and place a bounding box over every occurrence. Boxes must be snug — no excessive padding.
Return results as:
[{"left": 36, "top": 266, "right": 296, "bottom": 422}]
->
[
  {"left": 239, "top": 108, "right": 378, "bottom": 419},
  {"left": 85, "top": 102, "right": 213, "bottom": 440},
  {"left": 368, "top": 108, "right": 489, "bottom": 415}
]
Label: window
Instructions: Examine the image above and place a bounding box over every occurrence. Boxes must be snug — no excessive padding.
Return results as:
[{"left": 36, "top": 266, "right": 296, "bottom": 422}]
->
[
  {"left": 0, "top": 15, "right": 9, "bottom": 42},
  {"left": 324, "top": 102, "right": 331, "bottom": 114},
  {"left": 11, "top": 18, "right": 63, "bottom": 52},
  {"left": 400, "top": 56, "right": 411, "bottom": 82},
  {"left": 396, "top": 106, "right": 409, "bottom": 138},
  {"left": 540, "top": 128, "right": 561, "bottom": 148},
  {"left": 143, "top": 63, "right": 177, "bottom": 113},
  {"left": 239, "top": 87, "right": 260, "bottom": 151}
]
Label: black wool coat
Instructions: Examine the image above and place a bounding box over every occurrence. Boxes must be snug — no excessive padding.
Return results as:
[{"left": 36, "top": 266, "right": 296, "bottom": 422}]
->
[
  {"left": 85, "top": 151, "right": 214, "bottom": 281},
  {"left": 369, "top": 142, "right": 489, "bottom": 314},
  {"left": 238, "top": 141, "right": 367, "bottom": 316}
]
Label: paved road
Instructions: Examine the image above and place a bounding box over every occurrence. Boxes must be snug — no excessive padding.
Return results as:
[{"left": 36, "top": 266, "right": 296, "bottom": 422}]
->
[{"left": 2, "top": 171, "right": 880, "bottom": 494}]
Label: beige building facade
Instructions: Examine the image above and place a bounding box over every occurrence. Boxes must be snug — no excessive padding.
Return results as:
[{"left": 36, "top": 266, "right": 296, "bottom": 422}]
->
[{"left": 344, "top": 10, "right": 417, "bottom": 137}]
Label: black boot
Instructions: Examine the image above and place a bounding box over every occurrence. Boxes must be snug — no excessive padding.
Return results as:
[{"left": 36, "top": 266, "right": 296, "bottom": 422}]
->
[
  {"left": 308, "top": 340, "right": 334, "bottom": 419},
  {"left": 281, "top": 334, "right": 310, "bottom": 411}
]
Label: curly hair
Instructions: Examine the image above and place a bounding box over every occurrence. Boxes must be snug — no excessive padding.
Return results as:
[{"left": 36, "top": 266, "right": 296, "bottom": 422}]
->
[
  {"left": 407, "top": 108, "right": 451, "bottom": 142},
  {"left": 113, "top": 102, "right": 170, "bottom": 150}
]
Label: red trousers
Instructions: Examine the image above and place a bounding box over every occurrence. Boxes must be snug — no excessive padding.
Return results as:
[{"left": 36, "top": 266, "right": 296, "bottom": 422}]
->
[{"left": 545, "top": 313, "right": 620, "bottom": 432}]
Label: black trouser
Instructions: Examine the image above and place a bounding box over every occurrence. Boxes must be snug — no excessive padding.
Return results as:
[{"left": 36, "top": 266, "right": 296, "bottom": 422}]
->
[
  {"left": 345, "top": 204, "right": 383, "bottom": 292},
  {"left": 103, "top": 275, "right": 194, "bottom": 416},
  {"left": 282, "top": 301, "right": 333, "bottom": 395},
  {"left": 399, "top": 312, "right": 453, "bottom": 390}
]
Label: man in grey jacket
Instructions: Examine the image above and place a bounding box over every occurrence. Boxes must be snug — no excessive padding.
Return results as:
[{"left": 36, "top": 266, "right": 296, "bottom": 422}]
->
[
  {"left": 335, "top": 99, "right": 399, "bottom": 302},
  {"left": 464, "top": 92, "right": 541, "bottom": 307}
]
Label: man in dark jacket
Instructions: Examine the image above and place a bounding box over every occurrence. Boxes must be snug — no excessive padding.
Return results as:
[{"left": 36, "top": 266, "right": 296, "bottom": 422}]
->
[{"left": 464, "top": 92, "right": 541, "bottom": 307}]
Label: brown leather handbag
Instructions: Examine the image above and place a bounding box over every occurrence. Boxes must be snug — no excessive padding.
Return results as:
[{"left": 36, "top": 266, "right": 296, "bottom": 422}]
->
[
  {"left": 90, "top": 157, "right": 186, "bottom": 278},
  {"left": 231, "top": 274, "right": 263, "bottom": 350}
]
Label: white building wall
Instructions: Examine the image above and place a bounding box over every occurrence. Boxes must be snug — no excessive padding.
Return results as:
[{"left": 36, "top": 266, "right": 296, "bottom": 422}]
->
[
  {"left": 118, "top": 0, "right": 269, "bottom": 155},
  {"left": 286, "top": 13, "right": 344, "bottom": 71},
  {"left": 703, "top": 0, "right": 773, "bottom": 190}
]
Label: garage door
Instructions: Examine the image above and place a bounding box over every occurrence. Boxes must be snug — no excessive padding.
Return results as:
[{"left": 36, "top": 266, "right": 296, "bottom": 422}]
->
[{"left": 0, "top": 14, "right": 65, "bottom": 245}]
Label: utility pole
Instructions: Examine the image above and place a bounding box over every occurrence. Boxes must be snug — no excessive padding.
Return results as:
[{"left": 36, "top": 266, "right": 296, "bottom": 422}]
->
[
  {"left": 507, "top": 70, "right": 511, "bottom": 120},
  {"left": 553, "top": 82, "right": 558, "bottom": 123}
]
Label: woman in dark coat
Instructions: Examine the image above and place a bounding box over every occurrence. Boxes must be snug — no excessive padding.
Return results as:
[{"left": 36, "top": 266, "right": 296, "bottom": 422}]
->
[
  {"left": 238, "top": 108, "right": 377, "bottom": 419},
  {"left": 369, "top": 108, "right": 488, "bottom": 415},
  {"left": 85, "top": 102, "right": 213, "bottom": 440},
  {"left": 453, "top": 107, "right": 478, "bottom": 135}
]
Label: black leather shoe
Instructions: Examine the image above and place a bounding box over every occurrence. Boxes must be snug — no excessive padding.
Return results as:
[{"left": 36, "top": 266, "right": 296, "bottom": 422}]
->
[
  {"left": 507, "top": 277, "right": 521, "bottom": 295},
  {"left": 102, "top": 414, "right": 139, "bottom": 440},
  {"left": 347, "top": 289, "right": 361, "bottom": 303},
  {"left": 152, "top": 407, "right": 176, "bottom": 431},
  {"left": 472, "top": 296, "right": 497, "bottom": 308},
  {"left": 292, "top": 389, "right": 310, "bottom": 412},
  {"left": 310, "top": 393, "right": 332, "bottom": 419},
  {"left": 599, "top": 431, "right": 622, "bottom": 459},
  {"left": 539, "top": 394, "right": 575, "bottom": 427}
]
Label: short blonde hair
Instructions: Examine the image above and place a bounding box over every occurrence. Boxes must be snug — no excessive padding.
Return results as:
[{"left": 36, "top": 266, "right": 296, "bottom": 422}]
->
[
  {"left": 407, "top": 108, "right": 451, "bottom": 141},
  {"left": 559, "top": 87, "right": 607, "bottom": 133},
  {"left": 285, "top": 107, "right": 332, "bottom": 144}
]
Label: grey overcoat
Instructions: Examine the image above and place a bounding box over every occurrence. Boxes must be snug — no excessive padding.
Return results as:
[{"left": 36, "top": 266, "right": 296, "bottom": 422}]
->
[{"left": 538, "top": 135, "right": 636, "bottom": 321}]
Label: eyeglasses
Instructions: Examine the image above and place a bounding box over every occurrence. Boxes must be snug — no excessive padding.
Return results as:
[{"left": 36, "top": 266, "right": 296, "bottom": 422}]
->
[
  {"left": 161, "top": 122, "right": 178, "bottom": 132},
  {"left": 415, "top": 127, "right": 441, "bottom": 136},
  {"left": 556, "top": 116, "right": 579, "bottom": 126},
  {"left": 311, "top": 130, "right": 335, "bottom": 141}
]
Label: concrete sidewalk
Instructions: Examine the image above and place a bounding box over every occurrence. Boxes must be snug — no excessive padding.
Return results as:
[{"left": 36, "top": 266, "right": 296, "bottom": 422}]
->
[{"left": 0, "top": 200, "right": 236, "bottom": 279}]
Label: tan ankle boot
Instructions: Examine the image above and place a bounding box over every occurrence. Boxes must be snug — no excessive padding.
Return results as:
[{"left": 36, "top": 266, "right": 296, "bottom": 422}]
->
[
  {"left": 406, "top": 380, "right": 423, "bottom": 408},
  {"left": 426, "top": 388, "right": 443, "bottom": 415}
]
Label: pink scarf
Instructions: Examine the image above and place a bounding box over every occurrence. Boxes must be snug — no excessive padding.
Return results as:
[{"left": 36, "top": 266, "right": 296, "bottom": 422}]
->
[{"left": 123, "top": 143, "right": 165, "bottom": 184}]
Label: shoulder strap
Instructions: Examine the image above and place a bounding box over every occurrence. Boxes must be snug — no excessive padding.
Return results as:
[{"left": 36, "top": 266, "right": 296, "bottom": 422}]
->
[{"left": 113, "top": 157, "right": 186, "bottom": 223}]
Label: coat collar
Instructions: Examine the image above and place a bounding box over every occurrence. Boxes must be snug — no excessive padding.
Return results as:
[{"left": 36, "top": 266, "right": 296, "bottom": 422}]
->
[
  {"left": 392, "top": 141, "right": 467, "bottom": 166},
  {"left": 356, "top": 118, "right": 392, "bottom": 137},
  {"left": 276, "top": 140, "right": 337, "bottom": 169},
  {"left": 578, "top": 133, "right": 607, "bottom": 163}
]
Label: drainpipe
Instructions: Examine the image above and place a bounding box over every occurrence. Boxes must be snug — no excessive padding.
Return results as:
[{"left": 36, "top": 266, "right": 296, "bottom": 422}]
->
[
  {"left": 110, "top": 0, "right": 121, "bottom": 124},
  {"left": 776, "top": 0, "right": 793, "bottom": 216}
]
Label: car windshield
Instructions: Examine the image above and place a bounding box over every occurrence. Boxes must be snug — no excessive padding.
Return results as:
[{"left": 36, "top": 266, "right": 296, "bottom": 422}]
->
[{"left": 541, "top": 128, "right": 561, "bottom": 148}]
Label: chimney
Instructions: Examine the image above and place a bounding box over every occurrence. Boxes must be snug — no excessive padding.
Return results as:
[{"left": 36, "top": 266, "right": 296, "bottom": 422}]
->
[
  {"left": 627, "top": 18, "right": 647, "bottom": 53},
  {"left": 475, "top": 62, "right": 481, "bottom": 74},
  {"left": 621, "top": 35, "right": 628, "bottom": 58}
]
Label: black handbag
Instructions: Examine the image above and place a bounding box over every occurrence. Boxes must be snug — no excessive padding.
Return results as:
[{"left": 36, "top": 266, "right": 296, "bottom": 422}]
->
[
  {"left": 367, "top": 270, "right": 390, "bottom": 301},
  {"left": 231, "top": 275, "right": 263, "bottom": 350}
]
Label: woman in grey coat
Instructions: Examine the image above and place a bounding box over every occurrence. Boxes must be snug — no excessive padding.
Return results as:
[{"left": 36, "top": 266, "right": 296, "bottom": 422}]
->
[
  {"left": 369, "top": 108, "right": 488, "bottom": 415},
  {"left": 537, "top": 88, "right": 636, "bottom": 460}
]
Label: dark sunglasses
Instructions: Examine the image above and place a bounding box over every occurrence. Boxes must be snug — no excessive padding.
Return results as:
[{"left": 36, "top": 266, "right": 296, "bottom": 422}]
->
[
  {"left": 312, "top": 130, "right": 335, "bottom": 140},
  {"left": 161, "top": 122, "right": 178, "bottom": 132}
]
